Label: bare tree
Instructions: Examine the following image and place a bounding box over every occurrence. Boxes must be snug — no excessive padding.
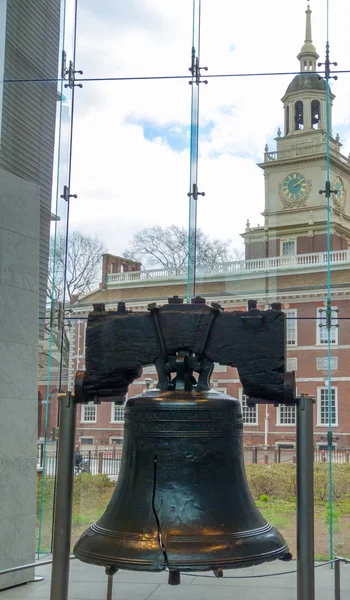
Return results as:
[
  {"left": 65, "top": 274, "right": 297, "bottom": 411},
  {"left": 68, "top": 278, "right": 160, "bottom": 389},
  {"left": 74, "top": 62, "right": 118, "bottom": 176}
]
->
[
  {"left": 40, "top": 231, "right": 107, "bottom": 376},
  {"left": 47, "top": 230, "right": 107, "bottom": 303},
  {"left": 124, "top": 225, "right": 244, "bottom": 270}
]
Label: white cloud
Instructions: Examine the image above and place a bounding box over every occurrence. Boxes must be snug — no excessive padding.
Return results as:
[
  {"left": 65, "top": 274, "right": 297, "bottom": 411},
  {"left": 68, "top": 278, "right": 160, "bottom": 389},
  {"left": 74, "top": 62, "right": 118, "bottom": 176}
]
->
[{"left": 61, "top": 0, "right": 350, "bottom": 258}]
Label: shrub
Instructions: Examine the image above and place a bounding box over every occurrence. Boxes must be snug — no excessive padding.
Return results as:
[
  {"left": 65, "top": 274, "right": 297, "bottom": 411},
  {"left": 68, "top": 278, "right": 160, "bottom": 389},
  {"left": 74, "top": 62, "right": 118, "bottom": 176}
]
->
[
  {"left": 259, "top": 494, "right": 269, "bottom": 502},
  {"left": 245, "top": 465, "right": 279, "bottom": 497},
  {"left": 332, "top": 465, "right": 350, "bottom": 500},
  {"left": 313, "top": 464, "right": 329, "bottom": 501},
  {"left": 245, "top": 463, "right": 350, "bottom": 501}
]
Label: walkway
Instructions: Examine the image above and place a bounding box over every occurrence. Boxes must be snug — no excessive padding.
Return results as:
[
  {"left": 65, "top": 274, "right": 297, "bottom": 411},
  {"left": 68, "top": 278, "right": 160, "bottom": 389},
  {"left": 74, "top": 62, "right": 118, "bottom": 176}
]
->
[{"left": 0, "top": 558, "right": 349, "bottom": 599}]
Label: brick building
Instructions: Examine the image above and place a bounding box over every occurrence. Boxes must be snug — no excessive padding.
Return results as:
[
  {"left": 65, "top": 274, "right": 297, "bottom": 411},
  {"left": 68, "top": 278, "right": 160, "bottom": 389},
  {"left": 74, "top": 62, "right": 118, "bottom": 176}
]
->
[{"left": 40, "top": 5, "right": 350, "bottom": 449}]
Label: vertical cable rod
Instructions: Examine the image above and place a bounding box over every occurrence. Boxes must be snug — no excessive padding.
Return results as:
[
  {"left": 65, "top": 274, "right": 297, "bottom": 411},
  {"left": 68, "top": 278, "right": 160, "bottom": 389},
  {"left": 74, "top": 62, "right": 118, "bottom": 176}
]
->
[
  {"left": 325, "top": 0, "right": 333, "bottom": 563},
  {"left": 186, "top": 0, "right": 203, "bottom": 302},
  {"left": 37, "top": 0, "right": 69, "bottom": 557},
  {"left": 58, "top": 0, "right": 79, "bottom": 393}
]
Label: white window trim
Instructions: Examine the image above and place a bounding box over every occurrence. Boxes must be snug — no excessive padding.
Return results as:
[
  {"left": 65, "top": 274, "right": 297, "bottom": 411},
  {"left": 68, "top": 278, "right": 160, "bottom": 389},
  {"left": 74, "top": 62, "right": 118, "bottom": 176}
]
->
[
  {"left": 280, "top": 237, "right": 297, "bottom": 256},
  {"left": 80, "top": 436, "right": 94, "bottom": 444},
  {"left": 316, "top": 356, "right": 338, "bottom": 371},
  {"left": 213, "top": 364, "right": 227, "bottom": 373},
  {"left": 316, "top": 306, "right": 338, "bottom": 346},
  {"left": 110, "top": 401, "right": 126, "bottom": 423},
  {"left": 109, "top": 436, "right": 123, "bottom": 444},
  {"left": 276, "top": 404, "right": 296, "bottom": 427},
  {"left": 316, "top": 441, "right": 338, "bottom": 449},
  {"left": 275, "top": 441, "right": 296, "bottom": 448},
  {"left": 316, "top": 386, "right": 338, "bottom": 427},
  {"left": 284, "top": 309, "right": 298, "bottom": 346},
  {"left": 83, "top": 320, "right": 87, "bottom": 351},
  {"left": 286, "top": 357, "right": 298, "bottom": 372},
  {"left": 239, "top": 389, "right": 258, "bottom": 426},
  {"left": 81, "top": 403, "right": 97, "bottom": 424}
]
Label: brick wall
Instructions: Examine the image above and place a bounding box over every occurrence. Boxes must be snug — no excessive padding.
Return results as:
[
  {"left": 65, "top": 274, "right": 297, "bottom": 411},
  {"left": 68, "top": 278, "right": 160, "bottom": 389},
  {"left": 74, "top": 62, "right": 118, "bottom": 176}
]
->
[
  {"left": 101, "top": 254, "right": 141, "bottom": 286},
  {"left": 246, "top": 234, "right": 348, "bottom": 260}
]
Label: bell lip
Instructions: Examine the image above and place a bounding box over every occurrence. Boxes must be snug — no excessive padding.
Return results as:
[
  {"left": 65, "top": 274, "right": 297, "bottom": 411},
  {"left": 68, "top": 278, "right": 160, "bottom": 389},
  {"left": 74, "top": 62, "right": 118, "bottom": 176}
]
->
[
  {"left": 74, "top": 524, "right": 290, "bottom": 572},
  {"left": 73, "top": 543, "right": 290, "bottom": 572}
]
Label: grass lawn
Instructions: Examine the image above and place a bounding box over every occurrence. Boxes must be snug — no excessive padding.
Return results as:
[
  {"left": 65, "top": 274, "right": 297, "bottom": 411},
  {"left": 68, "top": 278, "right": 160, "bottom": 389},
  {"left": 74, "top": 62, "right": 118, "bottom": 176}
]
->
[
  {"left": 36, "top": 474, "right": 350, "bottom": 559},
  {"left": 256, "top": 497, "right": 350, "bottom": 559}
]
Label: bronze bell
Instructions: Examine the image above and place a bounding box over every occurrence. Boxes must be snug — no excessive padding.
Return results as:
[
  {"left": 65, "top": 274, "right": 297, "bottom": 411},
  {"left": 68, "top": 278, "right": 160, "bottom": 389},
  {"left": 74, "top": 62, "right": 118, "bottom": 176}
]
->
[{"left": 74, "top": 389, "right": 291, "bottom": 579}]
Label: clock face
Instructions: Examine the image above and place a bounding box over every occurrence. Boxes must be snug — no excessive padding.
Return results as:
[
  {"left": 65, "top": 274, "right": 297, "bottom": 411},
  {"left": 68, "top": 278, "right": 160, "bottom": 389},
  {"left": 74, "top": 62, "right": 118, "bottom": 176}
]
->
[
  {"left": 282, "top": 173, "right": 308, "bottom": 201},
  {"left": 333, "top": 176, "right": 346, "bottom": 206}
]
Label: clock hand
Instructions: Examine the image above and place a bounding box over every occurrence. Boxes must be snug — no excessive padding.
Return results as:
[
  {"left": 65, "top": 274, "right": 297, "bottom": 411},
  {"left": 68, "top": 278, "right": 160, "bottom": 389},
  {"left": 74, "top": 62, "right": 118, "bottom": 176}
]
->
[{"left": 293, "top": 180, "right": 303, "bottom": 188}]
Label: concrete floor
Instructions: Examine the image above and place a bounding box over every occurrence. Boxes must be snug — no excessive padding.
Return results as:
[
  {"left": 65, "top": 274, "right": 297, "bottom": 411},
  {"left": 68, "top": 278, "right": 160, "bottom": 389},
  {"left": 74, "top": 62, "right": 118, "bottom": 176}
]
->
[{"left": 0, "top": 558, "right": 349, "bottom": 600}]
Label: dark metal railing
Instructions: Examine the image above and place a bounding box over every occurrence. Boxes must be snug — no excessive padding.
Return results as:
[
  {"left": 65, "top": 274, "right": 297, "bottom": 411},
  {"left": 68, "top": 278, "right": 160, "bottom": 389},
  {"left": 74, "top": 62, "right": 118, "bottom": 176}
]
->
[{"left": 37, "top": 444, "right": 350, "bottom": 475}]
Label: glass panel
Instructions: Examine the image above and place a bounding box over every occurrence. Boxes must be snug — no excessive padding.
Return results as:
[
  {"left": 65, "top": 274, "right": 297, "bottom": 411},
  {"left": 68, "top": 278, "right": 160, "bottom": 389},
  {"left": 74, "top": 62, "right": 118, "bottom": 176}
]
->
[
  {"left": 4, "top": 0, "right": 350, "bottom": 593},
  {"left": 192, "top": 0, "right": 349, "bottom": 563},
  {"left": 68, "top": 0, "right": 194, "bottom": 550},
  {"left": 0, "top": 0, "right": 76, "bottom": 582},
  {"left": 37, "top": 0, "right": 76, "bottom": 557}
]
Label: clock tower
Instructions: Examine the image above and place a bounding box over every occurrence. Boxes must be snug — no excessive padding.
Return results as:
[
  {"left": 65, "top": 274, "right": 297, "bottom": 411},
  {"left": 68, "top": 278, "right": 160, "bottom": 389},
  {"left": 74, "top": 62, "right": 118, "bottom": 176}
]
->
[{"left": 242, "top": 3, "right": 350, "bottom": 260}]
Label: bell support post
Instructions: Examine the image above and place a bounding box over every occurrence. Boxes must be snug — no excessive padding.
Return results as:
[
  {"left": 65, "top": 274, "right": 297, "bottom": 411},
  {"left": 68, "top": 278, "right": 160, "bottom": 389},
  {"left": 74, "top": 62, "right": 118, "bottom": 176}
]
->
[
  {"left": 50, "top": 393, "right": 77, "bottom": 600},
  {"left": 297, "top": 394, "right": 315, "bottom": 600},
  {"left": 247, "top": 391, "right": 315, "bottom": 600}
]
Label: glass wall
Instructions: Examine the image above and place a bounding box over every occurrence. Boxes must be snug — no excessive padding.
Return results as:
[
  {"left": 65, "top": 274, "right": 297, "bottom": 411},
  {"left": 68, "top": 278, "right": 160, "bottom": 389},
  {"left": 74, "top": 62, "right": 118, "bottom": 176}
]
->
[{"left": 1, "top": 0, "right": 350, "bottom": 589}]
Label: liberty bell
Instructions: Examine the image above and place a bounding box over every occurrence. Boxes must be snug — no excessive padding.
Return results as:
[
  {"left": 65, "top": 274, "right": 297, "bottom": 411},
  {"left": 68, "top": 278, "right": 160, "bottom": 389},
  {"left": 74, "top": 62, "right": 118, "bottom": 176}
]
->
[{"left": 74, "top": 298, "right": 293, "bottom": 584}]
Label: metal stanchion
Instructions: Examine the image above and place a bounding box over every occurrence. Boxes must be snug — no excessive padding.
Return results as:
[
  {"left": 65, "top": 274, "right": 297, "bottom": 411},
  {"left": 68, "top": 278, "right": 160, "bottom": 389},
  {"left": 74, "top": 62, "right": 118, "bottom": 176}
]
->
[
  {"left": 334, "top": 559, "right": 340, "bottom": 600},
  {"left": 297, "top": 394, "right": 315, "bottom": 600},
  {"left": 50, "top": 393, "right": 77, "bottom": 600},
  {"left": 105, "top": 566, "right": 118, "bottom": 600}
]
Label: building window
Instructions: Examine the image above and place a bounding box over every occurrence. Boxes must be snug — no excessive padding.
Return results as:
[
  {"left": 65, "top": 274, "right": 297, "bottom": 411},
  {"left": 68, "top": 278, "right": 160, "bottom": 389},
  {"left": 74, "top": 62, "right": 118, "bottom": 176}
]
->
[
  {"left": 110, "top": 437, "right": 123, "bottom": 445},
  {"left": 239, "top": 390, "right": 258, "bottom": 425},
  {"left": 285, "top": 310, "right": 297, "bottom": 346},
  {"left": 317, "top": 387, "right": 338, "bottom": 426},
  {"left": 281, "top": 240, "right": 296, "bottom": 256},
  {"left": 82, "top": 321, "right": 87, "bottom": 352},
  {"left": 80, "top": 437, "right": 94, "bottom": 444},
  {"left": 316, "top": 442, "right": 337, "bottom": 451},
  {"left": 317, "top": 307, "right": 338, "bottom": 345},
  {"left": 111, "top": 403, "right": 125, "bottom": 423},
  {"left": 295, "top": 100, "right": 304, "bottom": 130},
  {"left": 277, "top": 404, "right": 296, "bottom": 426},
  {"left": 81, "top": 403, "right": 97, "bottom": 423},
  {"left": 311, "top": 99, "right": 321, "bottom": 129},
  {"left": 285, "top": 105, "right": 289, "bottom": 135},
  {"left": 316, "top": 356, "right": 338, "bottom": 371},
  {"left": 286, "top": 357, "right": 297, "bottom": 371},
  {"left": 275, "top": 442, "right": 295, "bottom": 449},
  {"left": 213, "top": 363, "right": 227, "bottom": 373}
]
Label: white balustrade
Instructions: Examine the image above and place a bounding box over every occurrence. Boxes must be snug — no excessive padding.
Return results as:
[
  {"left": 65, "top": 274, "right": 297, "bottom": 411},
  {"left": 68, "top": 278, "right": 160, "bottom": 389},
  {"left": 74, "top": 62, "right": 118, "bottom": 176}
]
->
[
  {"left": 265, "top": 143, "right": 349, "bottom": 164},
  {"left": 105, "top": 250, "right": 350, "bottom": 286}
]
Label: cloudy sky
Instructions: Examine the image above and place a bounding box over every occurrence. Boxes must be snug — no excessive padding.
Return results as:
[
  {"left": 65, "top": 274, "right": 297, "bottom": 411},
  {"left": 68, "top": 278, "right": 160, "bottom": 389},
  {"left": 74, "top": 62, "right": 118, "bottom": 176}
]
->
[{"left": 57, "top": 0, "right": 350, "bottom": 257}]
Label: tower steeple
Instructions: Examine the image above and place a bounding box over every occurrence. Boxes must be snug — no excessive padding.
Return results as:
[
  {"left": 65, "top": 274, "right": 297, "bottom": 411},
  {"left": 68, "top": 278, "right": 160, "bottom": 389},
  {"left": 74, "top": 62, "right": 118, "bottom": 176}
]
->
[
  {"left": 297, "top": 4, "right": 319, "bottom": 72},
  {"left": 281, "top": 2, "right": 332, "bottom": 135}
]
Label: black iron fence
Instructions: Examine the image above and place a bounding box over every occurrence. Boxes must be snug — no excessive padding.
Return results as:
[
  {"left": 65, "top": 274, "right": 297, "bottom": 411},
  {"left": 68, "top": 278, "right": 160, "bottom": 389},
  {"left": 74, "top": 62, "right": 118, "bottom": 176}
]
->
[
  {"left": 37, "top": 444, "right": 350, "bottom": 476},
  {"left": 37, "top": 446, "right": 122, "bottom": 477},
  {"left": 244, "top": 446, "right": 350, "bottom": 464}
]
